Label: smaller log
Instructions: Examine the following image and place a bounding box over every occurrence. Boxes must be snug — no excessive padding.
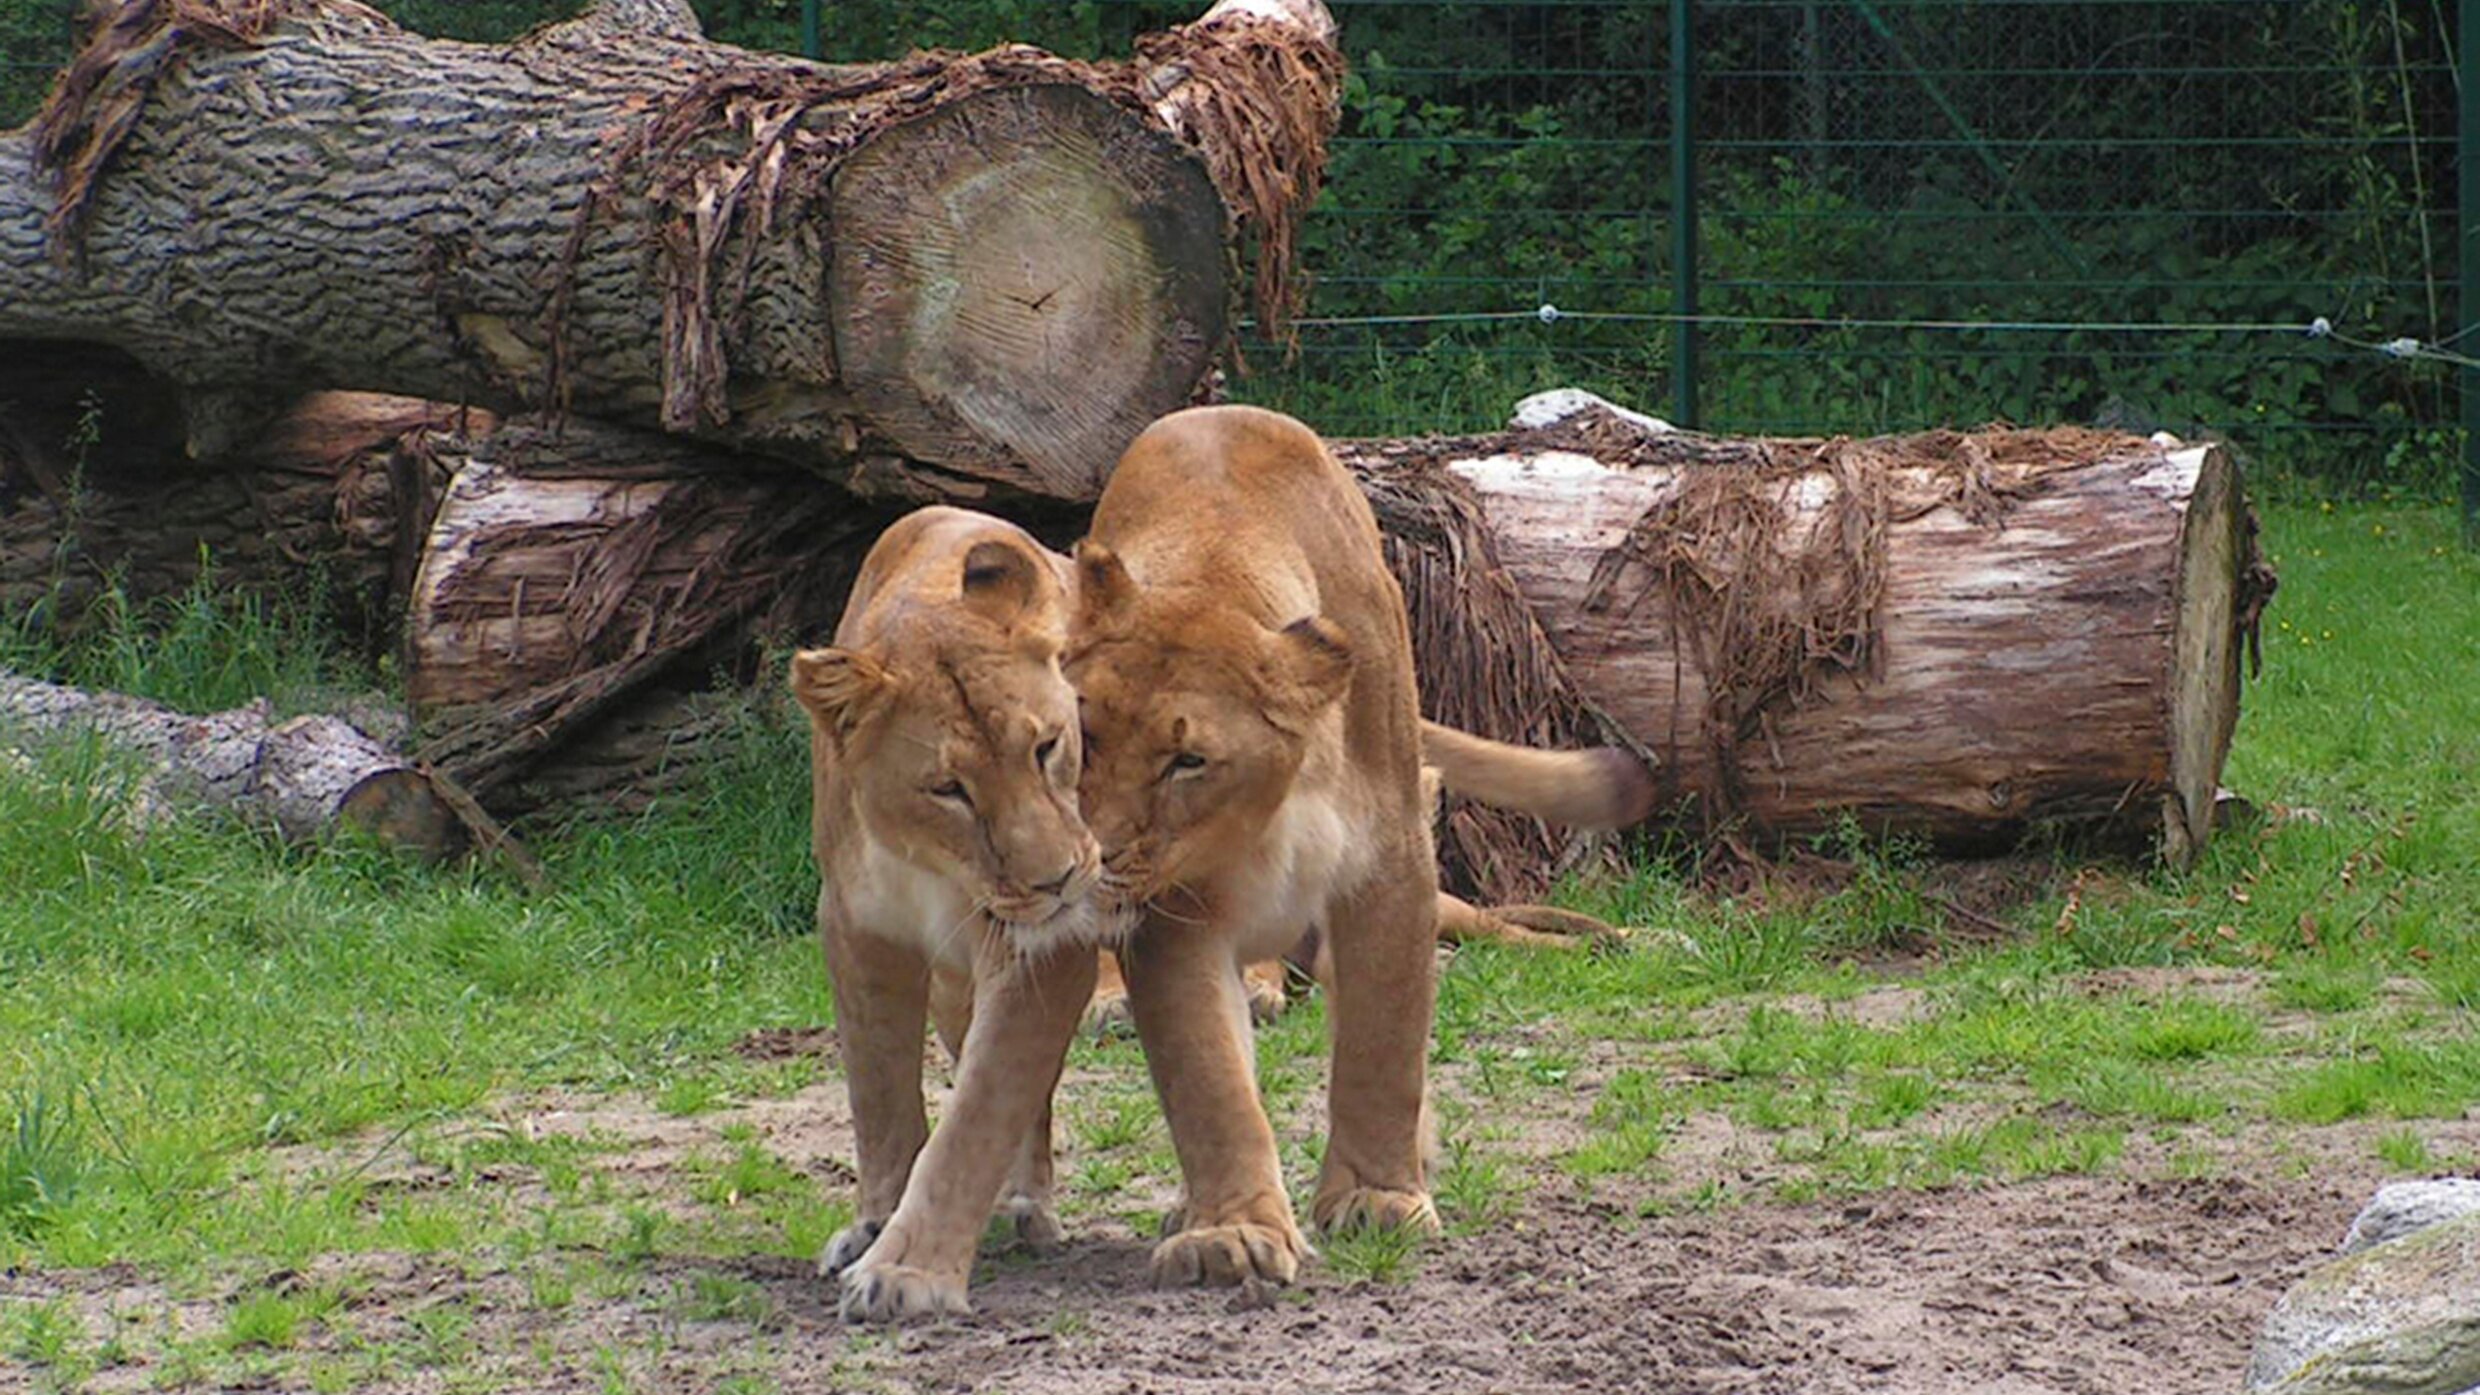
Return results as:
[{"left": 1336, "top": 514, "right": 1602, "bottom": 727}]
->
[
  {"left": 405, "top": 419, "right": 898, "bottom": 801},
  {"left": 0, "top": 668, "right": 462, "bottom": 855}
]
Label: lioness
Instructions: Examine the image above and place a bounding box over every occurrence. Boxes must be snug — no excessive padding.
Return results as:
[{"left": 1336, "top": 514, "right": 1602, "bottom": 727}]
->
[
  {"left": 1066, "top": 404, "right": 1652, "bottom": 1286},
  {"left": 790, "top": 506, "right": 1102, "bottom": 1322}
]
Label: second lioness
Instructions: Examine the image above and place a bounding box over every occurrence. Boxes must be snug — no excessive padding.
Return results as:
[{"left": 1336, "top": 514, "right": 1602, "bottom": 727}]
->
[
  {"left": 792, "top": 506, "right": 1102, "bottom": 1323},
  {"left": 1067, "top": 403, "right": 1651, "bottom": 1286}
]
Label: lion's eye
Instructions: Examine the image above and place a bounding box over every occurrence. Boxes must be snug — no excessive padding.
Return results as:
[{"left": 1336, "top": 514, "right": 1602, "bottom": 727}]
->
[
  {"left": 1166, "top": 752, "right": 1206, "bottom": 777},
  {"left": 1035, "top": 736, "right": 1060, "bottom": 769},
  {"left": 929, "top": 779, "right": 972, "bottom": 807}
]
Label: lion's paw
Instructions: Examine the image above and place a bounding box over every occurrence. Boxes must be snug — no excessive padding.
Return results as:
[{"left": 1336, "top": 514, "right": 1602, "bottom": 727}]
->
[
  {"left": 1312, "top": 1184, "right": 1441, "bottom": 1237},
  {"left": 1149, "top": 1218, "right": 1308, "bottom": 1288},
  {"left": 838, "top": 1255, "right": 969, "bottom": 1324},
  {"left": 1242, "top": 967, "right": 1289, "bottom": 1024},
  {"left": 818, "top": 1217, "right": 885, "bottom": 1277},
  {"left": 994, "top": 1193, "right": 1066, "bottom": 1255}
]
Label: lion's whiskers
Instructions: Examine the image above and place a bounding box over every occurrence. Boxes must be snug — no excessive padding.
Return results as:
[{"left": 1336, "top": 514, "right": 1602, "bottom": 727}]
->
[{"left": 931, "top": 896, "right": 990, "bottom": 964}]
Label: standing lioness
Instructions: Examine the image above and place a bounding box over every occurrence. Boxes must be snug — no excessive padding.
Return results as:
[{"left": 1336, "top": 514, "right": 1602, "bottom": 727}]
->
[
  {"left": 790, "top": 506, "right": 1102, "bottom": 1322},
  {"left": 1068, "top": 404, "right": 1570, "bottom": 1286}
]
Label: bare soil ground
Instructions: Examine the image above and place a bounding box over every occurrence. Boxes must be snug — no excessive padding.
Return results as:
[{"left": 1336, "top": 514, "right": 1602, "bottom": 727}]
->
[
  {"left": 10, "top": 964, "right": 2476, "bottom": 1395},
  {"left": 2, "top": 1161, "right": 2391, "bottom": 1395}
]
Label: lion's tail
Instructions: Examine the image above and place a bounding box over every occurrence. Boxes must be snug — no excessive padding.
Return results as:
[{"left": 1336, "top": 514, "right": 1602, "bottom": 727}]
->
[
  {"left": 1434, "top": 894, "right": 1631, "bottom": 950},
  {"left": 1419, "top": 720, "right": 1655, "bottom": 830}
]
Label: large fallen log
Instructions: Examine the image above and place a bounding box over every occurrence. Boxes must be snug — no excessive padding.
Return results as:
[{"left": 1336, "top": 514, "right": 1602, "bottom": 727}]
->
[
  {"left": 0, "top": 0, "right": 1340, "bottom": 500},
  {"left": 1338, "top": 400, "right": 2275, "bottom": 867}
]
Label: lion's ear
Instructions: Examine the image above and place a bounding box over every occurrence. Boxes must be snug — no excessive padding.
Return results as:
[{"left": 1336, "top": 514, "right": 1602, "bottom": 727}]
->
[
  {"left": 1072, "top": 540, "right": 1135, "bottom": 625},
  {"left": 960, "top": 538, "right": 1040, "bottom": 623},
  {"left": 1264, "top": 615, "right": 1354, "bottom": 731},
  {"left": 789, "top": 646, "right": 895, "bottom": 736}
]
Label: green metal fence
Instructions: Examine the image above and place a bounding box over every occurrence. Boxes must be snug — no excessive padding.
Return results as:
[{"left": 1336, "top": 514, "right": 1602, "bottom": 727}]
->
[
  {"left": 4, "top": 0, "right": 2466, "bottom": 515},
  {"left": 1253, "top": 0, "right": 2460, "bottom": 508}
]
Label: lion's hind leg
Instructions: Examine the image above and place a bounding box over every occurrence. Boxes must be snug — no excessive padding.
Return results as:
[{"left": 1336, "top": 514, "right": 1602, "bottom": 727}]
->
[{"left": 1435, "top": 894, "right": 1629, "bottom": 950}]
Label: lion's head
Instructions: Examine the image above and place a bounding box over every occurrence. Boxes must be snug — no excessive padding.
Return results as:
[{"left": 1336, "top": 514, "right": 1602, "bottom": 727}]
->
[
  {"left": 791, "top": 517, "right": 1100, "bottom": 945},
  {"left": 1063, "top": 540, "right": 1355, "bottom": 915}
]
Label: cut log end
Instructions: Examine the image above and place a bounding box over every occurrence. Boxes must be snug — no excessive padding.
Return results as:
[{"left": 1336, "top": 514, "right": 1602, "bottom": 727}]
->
[
  {"left": 829, "top": 83, "right": 1227, "bottom": 498},
  {"left": 2163, "top": 443, "right": 2244, "bottom": 868},
  {"left": 335, "top": 769, "right": 465, "bottom": 861}
]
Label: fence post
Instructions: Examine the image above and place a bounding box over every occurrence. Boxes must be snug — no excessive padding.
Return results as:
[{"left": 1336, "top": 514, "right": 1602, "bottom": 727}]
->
[
  {"left": 2464, "top": 0, "right": 2479, "bottom": 544},
  {"left": 1671, "top": 0, "right": 1699, "bottom": 429},
  {"left": 802, "top": 0, "right": 823, "bottom": 60}
]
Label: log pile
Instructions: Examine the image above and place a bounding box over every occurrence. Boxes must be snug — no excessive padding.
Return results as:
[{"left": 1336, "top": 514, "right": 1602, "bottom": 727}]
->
[{"left": 0, "top": 0, "right": 2275, "bottom": 891}]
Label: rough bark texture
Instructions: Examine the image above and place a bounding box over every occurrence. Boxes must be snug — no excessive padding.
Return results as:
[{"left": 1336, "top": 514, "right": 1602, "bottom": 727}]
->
[
  {"left": 1334, "top": 409, "right": 2270, "bottom": 862},
  {"left": 1, "top": 372, "right": 483, "bottom": 639},
  {"left": 0, "top": 668, "right": 462, "bottom": 854},
  {"left": 3, "top": 0, "right": 1340, "bottom": 499},
  {"left": 399, "top": 419, "right": 897, "bottom": 802}
]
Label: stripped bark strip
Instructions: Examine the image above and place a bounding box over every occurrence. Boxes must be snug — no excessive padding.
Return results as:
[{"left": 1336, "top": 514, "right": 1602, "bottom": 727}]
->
[
  {"left": 1350, "top": 444, "right": 1631, "bottom": 902},
  {"left": 32, "top": 0, "right": 384, "bottom": 258},
  {"left": 1138, "top": 12, "right": 1346, "bottom": 343}
]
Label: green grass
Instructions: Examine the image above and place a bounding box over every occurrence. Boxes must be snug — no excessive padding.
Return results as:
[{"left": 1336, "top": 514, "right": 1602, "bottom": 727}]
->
[
  {"left": 0, "top": 667, "right": 827, "bottom": 1281},
  {"left": 0, "top": 500, "right": 2475, "bottom": 1385}
]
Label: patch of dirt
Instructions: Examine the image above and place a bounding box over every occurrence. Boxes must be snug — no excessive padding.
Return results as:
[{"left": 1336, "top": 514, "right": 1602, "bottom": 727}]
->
[
  {"left": 799, "top": 1168, "right": 2399, "bottom": 1395},
  {"left": 5, "top": 1172, "right": 2366, "bottom": 1395},
  {"left": 736, "top": 1025, "right": 838, "bottom": 1061},
  {"left": 17, "top": 969, "right": 2480, "bottom": 1394}
]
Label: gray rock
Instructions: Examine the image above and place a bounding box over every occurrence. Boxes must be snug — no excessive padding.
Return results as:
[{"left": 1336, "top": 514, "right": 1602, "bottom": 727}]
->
[
  {"left": 2246, "top": 1210, "right": 2480, "bottom": 1394},
  {"left": 2344, "top": 1180, "right": 2480, "bottom": 1255}
]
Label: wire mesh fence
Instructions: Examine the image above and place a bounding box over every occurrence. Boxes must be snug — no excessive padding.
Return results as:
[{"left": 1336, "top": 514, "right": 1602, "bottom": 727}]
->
[
  {"left": 1, "top": 0, "right": 2459, "bottom": 494},
  {"left": 1248, "top": 0, "right": 2458, "bottom": 497}
]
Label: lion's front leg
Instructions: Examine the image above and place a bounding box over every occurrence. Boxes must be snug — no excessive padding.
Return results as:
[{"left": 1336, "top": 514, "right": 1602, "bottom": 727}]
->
[
  {"left": 818, "top": 911, "right": 932, "bottom": 1277},
  {"left": 929, "top": 962, "right": 1066, "bottom": 1255},
  {"left": 1121, "top": 919, "right": 1311, "bottom": 1288},
  {"left": 1310, "top": 857, "right": 1443, "bottom": 1237},
  {"left": 839, "top": 930, "right": 1096, "bottom": 1322}
]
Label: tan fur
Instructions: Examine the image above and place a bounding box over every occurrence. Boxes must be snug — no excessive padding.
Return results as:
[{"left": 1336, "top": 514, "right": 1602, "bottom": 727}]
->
[
  {"left": 1065, "top": 405, "right": 1451, "bottom": 1286},
  {"left": 1083, "top": 756, "right": 1635, "bottom": 1035},
  {"left": 1419, "top": 722, "right": 1656, "bottom": 830},
  {"left": 792, "top": 506, "right": 1103, "bottom": 1323}
]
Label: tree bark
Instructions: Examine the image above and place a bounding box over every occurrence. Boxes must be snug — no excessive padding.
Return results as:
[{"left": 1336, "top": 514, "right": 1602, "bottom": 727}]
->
[
  {"left": 2, "top": 0, "right": 1340, "bottom": 500},
  {"left": 400, "top": 418, "right": 903, "bottom": 801},
  {"left": 1336, "top": 405, "right": 2271, "bottom": 863},
  {"left": 1, "top": 376, "right": 485, "bottom": 640}
]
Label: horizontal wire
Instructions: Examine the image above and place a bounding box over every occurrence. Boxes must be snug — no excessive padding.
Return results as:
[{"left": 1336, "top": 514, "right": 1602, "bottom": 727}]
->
[{"left": 1257, "top": 304, "right": 2480, "bottom": 371}]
